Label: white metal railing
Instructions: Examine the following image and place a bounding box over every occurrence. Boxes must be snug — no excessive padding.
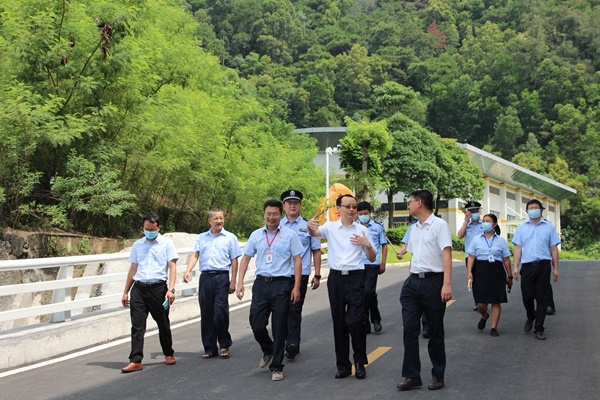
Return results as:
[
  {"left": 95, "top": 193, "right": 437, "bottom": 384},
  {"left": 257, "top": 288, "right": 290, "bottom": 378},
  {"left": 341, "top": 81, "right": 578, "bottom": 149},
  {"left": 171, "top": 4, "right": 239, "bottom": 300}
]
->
[
  {"left": 0, "top": 243, "right": 327, "bottom": 330},
  {"left": 0, "top": 246, "right": 248, "bottom": 328}
]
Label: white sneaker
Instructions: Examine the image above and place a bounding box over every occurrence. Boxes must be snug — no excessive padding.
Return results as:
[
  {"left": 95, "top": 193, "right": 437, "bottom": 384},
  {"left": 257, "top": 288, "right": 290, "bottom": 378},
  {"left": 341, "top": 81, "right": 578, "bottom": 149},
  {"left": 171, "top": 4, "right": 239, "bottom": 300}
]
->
[
  {"left": 259, "top": 354, "right": 272, "bottom": 368},
  {"left": 271, "top": 371, "right": 284, "bottom": 381}
]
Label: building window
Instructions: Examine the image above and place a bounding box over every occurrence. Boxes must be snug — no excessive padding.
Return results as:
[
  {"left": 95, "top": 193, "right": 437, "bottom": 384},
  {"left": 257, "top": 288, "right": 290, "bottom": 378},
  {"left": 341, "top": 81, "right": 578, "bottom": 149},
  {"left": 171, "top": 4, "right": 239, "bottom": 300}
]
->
[
  {"left": 506, "top": 192, "right": 515, "bottom": 200},
  {"left": 489, "top": 186, "right": 500, "bottom": 195},
  {"left": 548, "top": 205, "right": 555, "bottom": 212},
  {"left": 522, "top": 196, "right": 530, "bottom": 204},
  {"left": 490, "top": 210, "right": 500, "bottom": 216},
  {"left": 507, "top": 214, "right": 518, "bottom": 221}
]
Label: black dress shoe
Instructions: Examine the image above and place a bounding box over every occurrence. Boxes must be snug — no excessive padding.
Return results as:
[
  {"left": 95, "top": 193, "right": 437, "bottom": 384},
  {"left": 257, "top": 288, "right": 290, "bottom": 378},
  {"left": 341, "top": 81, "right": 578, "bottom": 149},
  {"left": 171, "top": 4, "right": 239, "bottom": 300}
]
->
[
  {"left": 397, "top": 377, "right": 422, "bottom": 391},
  {"left": 354, "top": 363, "right": 366, "bottom": 379},
  {"left": 478, "top": 316, "right": 488, "bottom": 330},
  {"left": 546, "top": 306, "right": 556, "bottom": 315},
  {"left": 373, "top": 321, "right": 382, "bottom": 333},
  {"left": 335, "top": 370, "right": 352, "bottom": 379},
  {"left": 422, "top": 330, "right": 431, "bottom": 339},
  {"left": 285, "top": 344, "right": 298, "bottom": 360},
  {"left": 534, "top": 331, "right": 546, "bottom": 340},
  {"left": 428, "top": 376, "right": 445, "bottom": 390},
  {"left": 524, "top": 318, "right": 534, "bottom": 332}
]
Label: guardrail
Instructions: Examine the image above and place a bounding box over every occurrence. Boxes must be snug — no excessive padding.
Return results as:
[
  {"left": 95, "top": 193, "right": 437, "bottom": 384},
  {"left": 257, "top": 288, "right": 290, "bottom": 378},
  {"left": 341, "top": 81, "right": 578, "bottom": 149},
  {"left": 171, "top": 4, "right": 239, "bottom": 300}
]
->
[
  {"left": 0, "top": 242, "right": 328, "bottom": 331},
  {"left": 0, "top": 246, "right": 245, "bottom": 329}
]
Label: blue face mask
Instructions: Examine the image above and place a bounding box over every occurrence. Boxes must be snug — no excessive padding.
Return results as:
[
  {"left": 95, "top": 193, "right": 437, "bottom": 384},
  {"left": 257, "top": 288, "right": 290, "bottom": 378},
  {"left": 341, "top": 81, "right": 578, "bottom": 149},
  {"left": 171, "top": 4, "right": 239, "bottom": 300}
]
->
[
  {"left": 527, "top": 209, "right": 541, "bottom": 219},
  {"left": 358, "top": 215, "right": 371, "bottom": 224},
  {"left": 471, "top": 213, "right": 480, "bottom": 222},
  {"left": 144, "top": 230, "right": 158, "bottom": 240},
  {"left": 482, "top": 222, "right": 494, "bottom": 232}
]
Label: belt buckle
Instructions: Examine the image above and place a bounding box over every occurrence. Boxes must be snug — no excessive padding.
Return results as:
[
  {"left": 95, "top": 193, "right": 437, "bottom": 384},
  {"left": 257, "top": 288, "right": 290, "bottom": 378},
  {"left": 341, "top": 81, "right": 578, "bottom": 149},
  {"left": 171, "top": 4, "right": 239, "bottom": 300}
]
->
[
  {"left": 341, "top": 270, "right": 349, "bottom": 276},
  {"left": 418, "top": 272, "right": 425, "bottom": 279}
]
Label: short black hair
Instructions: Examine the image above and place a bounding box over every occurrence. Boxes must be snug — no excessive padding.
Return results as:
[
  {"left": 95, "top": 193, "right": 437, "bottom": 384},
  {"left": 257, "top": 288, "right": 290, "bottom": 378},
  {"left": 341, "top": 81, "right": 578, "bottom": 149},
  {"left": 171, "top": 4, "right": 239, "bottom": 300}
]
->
[
  {"left": 357, "top": 201, "right": 372, "bottom": 212},
  {"left": 526, "top": 199, "right": 544, "bottom": 210},
  {"left": 336, "top": 194, "right": 355, "bottom": 207},
  {"left": 263, "top": 199, "right": 283, "bottom": 213},
  {"left": 410, "top": 189, "right": 434, "bottom": 211},
  {"left": 142, "top": 212, "right": 161, "bottom": 226}
]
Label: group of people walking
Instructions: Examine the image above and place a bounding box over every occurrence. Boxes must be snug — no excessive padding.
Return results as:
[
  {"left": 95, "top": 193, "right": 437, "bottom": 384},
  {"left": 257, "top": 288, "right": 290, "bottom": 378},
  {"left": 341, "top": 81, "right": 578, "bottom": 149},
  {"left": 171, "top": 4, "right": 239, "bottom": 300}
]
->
[{"left": 118, "top": 189, "right": 561, "bottom": 392}]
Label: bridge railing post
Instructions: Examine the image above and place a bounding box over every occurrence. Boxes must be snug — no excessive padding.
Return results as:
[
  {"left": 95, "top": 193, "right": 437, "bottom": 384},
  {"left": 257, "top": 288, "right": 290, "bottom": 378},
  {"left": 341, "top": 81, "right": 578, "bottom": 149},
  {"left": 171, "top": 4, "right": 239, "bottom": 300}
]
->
[{"left": 50, "top": 264, "right": 75, "bottom": 322}]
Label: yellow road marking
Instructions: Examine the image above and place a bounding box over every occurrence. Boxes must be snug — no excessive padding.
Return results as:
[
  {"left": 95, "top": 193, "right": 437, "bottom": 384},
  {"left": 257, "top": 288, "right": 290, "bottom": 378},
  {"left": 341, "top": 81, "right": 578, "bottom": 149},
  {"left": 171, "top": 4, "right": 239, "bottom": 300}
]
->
[
  {"left": 350, "top": 303, "right": 455, "bottom": 375},
  {"left": 352, "top": 346, "right": 392, "bottom": 375}
]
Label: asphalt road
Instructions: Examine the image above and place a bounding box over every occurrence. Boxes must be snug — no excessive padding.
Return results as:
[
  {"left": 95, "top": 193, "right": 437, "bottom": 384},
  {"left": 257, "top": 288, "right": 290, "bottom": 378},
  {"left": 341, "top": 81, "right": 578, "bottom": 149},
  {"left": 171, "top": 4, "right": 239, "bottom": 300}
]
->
[{"left": 1, "top": 261, "right": 598, "bottom": 400}]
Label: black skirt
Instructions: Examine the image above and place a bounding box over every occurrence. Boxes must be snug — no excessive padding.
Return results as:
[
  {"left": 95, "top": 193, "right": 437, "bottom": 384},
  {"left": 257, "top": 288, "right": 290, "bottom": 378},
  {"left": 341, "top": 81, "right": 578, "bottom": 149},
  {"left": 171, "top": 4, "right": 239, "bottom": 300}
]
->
[{"left": 472, "top": 260, "right": 508, "bottom": 304}]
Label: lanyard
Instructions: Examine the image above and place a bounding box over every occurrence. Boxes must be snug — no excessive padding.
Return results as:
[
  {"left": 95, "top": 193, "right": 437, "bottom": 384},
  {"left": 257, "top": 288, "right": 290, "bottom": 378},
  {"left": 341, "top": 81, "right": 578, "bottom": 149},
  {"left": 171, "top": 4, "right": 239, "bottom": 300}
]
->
[
  {"left": 483, "top": 234, "right": 496, "bottom": 249},
  {"left": 265, "top": 229, "right": 279, "bottom": 248}
]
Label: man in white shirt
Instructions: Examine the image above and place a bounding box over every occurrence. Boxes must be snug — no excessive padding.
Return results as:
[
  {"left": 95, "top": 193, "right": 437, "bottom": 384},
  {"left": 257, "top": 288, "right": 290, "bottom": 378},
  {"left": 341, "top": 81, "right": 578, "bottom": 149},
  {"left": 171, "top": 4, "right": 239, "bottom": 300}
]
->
[
  {"left": 307, "top": 194, "right": 375, "bottom": 380},
  {"left": 397, "top": 190, "right": 452, "bottom": 391}
]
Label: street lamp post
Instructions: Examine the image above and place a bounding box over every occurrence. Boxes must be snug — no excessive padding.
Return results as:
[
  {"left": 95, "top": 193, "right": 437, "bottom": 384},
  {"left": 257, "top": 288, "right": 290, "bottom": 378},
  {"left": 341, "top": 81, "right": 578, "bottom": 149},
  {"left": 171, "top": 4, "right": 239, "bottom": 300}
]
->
[{"left": 325, "top": 146, "right": 339, "bottom": 222}]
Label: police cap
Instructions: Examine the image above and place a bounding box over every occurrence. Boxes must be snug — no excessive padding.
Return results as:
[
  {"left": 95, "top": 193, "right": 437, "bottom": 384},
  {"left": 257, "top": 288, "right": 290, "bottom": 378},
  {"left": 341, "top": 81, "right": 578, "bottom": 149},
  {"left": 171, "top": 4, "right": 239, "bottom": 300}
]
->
[{"left": 281, "top": 189, "right": 303, "bottom": 203}]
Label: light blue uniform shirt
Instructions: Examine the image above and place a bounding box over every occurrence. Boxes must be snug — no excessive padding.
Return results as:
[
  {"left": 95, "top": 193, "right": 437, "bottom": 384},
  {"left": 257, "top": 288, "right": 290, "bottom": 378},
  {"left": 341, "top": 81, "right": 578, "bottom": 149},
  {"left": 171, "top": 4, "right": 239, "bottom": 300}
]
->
[
  {"left": 281, "top": 216, "right": 321, "bottom": 275},
  {"left": 401, "top": 224, "right": 414, "bottom": 244},
  {"left": 512, "top": 218, "right": 561, "bottom": 263},
  {"left": 464, "top": 221, "right": 484, "bottom": 251},
  {"left": 129, "top": 234, "right": 179, "bottom": 282},
  {"left": 467, "top": 233, "right": 511, "bottom": 261},
  {"left": 244, "top": 225, "right": 304, "bottom": 277},
  {"left": 361, "top": 220, "right": 387, "bottom": 266},
  {"left": 193, "top": 228, "right": 242, "bottom": 272}
]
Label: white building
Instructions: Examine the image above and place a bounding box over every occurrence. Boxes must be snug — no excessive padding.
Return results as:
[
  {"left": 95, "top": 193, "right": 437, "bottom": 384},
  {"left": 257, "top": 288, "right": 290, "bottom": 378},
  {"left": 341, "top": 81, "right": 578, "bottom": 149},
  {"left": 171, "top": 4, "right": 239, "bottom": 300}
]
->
[{"left": 299, "top": 128, "right": 577, "bottom": 240}]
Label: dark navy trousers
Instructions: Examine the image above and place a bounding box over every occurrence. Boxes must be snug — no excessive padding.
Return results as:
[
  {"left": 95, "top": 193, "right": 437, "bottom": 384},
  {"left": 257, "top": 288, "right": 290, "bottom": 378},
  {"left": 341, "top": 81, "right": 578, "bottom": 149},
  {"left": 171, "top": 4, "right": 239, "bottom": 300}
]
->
[
  {"left": 327, "top": 271, "right": 368, "bottom": 373},
  {"left": 199, "top": 272, "right": 232, "bottom": 356},
  {"left": 400, "top": 273, "right": 446, "bottom": 380},
  {"left": 249, "top": 278, "right": 291, "bottom": 372},
  {"left": 286, "top": 275, "right": 309, "bottom": 351}
]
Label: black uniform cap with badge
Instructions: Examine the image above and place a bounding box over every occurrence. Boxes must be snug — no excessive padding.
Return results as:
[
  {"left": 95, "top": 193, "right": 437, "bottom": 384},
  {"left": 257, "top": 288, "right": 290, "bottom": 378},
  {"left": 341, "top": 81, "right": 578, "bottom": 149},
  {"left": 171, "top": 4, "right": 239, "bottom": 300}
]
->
[
  {"left": 281, "top": 189, "right": 303, "bottom": 203},
  {"left": 464, "top": 201, "right": 482, "bottom": 212}
]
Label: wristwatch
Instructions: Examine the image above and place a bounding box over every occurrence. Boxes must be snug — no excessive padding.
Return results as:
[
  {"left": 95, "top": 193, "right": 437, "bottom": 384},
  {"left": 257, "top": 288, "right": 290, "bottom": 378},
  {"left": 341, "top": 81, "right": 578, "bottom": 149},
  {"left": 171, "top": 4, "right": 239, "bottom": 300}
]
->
[
  {"left": 366, "top": 243, "right": 372, "bottom": 249},
  {"left": 314, "top": 275, "right": 322, "bottom": 280},
  {"left": 169, "top": 288, "right": 176, "bottom": 293}
]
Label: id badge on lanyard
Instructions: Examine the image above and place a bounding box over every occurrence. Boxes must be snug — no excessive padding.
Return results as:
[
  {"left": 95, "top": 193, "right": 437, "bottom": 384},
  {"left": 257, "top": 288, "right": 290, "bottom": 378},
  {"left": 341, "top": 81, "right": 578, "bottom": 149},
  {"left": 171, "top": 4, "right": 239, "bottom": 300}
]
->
[
  {"left": 488, "top": 254, "right": 495, "bottom": 263},
  {"left": 265, "top": 230, "right": 279, "bottom": 265}
]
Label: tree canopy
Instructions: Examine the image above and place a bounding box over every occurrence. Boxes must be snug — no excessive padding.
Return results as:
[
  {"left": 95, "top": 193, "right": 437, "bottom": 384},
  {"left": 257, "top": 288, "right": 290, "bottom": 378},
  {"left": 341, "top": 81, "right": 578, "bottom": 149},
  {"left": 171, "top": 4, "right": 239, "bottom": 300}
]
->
[{"left": 2, "top": 0, "right": 599, "bottom": 251}]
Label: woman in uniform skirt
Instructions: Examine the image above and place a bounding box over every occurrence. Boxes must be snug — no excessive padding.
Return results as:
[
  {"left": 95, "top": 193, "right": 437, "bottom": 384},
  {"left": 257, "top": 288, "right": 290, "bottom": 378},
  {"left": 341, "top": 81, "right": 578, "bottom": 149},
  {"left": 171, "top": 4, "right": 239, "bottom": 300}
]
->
[{"left": 466, "top": 214, "right": 513, "bottom": 336}]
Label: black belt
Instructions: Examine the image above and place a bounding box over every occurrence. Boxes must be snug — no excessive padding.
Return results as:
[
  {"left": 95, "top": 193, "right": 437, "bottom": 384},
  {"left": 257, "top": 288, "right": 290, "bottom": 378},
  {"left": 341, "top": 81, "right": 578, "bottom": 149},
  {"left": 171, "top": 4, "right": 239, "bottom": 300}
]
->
[
  {"left": 522, "top": 260, "right": 551, "bottom": 267},
  {"left": 364, "top": 264, "right": 380, "bottom": 268},
  {"left": 255, "top": 275, "right": 290, "bottom": 282},
  {"left": 201, "top": 270, "right": 229, "bottom": 275},
  {"left": 411, "top": 272, "right": 443, "bottom": 279},
  {"left": 135, "top": 281, "right": 166, "bottom": 287},
  {"left": 329, "top": 269, "right": 364, "bottom": 276}
]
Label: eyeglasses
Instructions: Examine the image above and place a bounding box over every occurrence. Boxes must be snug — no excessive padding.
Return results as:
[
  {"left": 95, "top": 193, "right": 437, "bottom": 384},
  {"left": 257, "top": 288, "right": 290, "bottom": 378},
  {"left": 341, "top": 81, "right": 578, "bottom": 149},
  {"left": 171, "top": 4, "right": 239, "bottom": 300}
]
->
[{"left": 340, "top": 205, "right": 358, "bottom": 210}]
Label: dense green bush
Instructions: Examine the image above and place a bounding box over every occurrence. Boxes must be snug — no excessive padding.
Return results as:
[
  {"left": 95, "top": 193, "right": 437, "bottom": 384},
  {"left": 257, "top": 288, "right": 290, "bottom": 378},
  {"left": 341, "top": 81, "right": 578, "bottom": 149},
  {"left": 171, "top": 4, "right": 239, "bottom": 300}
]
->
[{"left": 385, "top": 226, "right": 410, "bottom": 245}]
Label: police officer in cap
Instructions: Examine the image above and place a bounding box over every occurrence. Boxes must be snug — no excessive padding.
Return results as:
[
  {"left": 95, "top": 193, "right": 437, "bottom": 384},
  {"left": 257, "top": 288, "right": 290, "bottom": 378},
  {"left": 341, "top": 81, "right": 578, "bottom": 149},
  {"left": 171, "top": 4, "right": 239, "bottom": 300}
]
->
[
  {"left": 458, "top": 201, "right": 484, "bottom": 311},
  {"left": 280, "top": 189, "right": 322, "bottom": 360}
]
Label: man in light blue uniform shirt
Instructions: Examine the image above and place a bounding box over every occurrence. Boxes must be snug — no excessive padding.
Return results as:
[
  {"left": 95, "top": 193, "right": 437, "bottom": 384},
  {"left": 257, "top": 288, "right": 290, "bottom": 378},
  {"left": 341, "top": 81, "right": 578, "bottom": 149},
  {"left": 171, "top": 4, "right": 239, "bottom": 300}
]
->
[
  {"left": 356, "top": 201, "right": 387, "bottom": 334},
  {"left": 457, "top": 200, "right": 484, "bottom": 310},
  {"left": 183, "top": 208, "right": 242, "bottom": 359},
  {"left": 512, "top": 199, "right": 560, "bottom": 340},
  {"left": 280, "top": 189, "right": 322, "bottom": 360},
  {"left": 121, "top": 213, "right": 179, "bottom": 373},
  {"left": 236, "top": 199, "right": 303, "bottom": 382}
]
